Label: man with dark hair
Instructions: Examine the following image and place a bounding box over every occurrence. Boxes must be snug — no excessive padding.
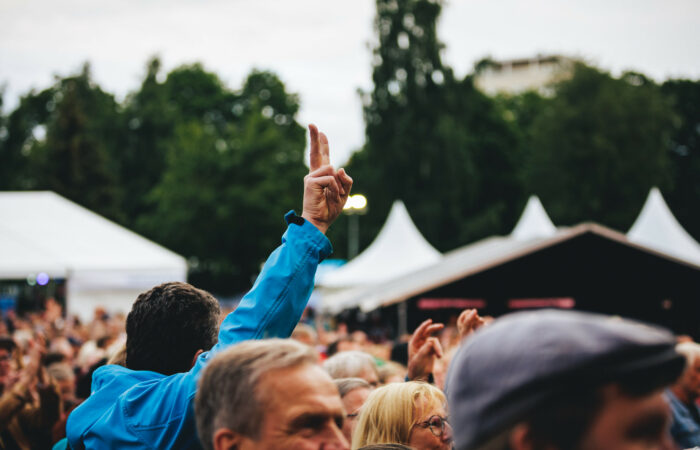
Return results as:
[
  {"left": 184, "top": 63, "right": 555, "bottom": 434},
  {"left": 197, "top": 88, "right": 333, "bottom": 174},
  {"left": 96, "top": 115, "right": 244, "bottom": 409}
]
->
[
  {"left": 66, "top": 124, "right": 352, "bottom": 449},
  {"left": 447, "top": 310, "right": 686, "bottom": 450},
  {"left": 125, "top": 282, "right": 220, "bottom": 375}
]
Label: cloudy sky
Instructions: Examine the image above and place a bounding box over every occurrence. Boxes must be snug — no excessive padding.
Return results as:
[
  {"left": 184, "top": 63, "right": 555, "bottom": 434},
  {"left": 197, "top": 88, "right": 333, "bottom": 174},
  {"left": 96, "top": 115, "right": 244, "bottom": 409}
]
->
[{"left": 2, "top": 0, "right": 699, "bottom": 165}]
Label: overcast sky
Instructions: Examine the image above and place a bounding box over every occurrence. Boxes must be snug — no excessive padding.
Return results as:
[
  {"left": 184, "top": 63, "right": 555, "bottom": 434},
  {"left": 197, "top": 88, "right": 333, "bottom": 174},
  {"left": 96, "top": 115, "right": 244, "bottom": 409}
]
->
[{"left": 2, "top": 0, "right": 699, "bottom": 165}]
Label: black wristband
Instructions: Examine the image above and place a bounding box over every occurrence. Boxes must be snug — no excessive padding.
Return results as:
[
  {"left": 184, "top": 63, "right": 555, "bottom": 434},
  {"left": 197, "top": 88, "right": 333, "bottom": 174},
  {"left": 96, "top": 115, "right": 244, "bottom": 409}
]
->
[{"left": 285, "top": 211, "right": 305, "bottom": 226}]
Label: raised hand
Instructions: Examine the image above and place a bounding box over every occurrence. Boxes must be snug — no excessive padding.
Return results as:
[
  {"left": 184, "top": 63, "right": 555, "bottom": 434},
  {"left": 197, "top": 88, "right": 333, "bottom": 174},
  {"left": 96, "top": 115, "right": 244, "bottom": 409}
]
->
[
  {"left": 457, "top": 309, "right": 485, "bottom": 342},
  {"left": 407, "top": 319, "right": 444, "bottom": 382},
  {"left": 302, "top": 124, "right": 353, "bottom": 234}
]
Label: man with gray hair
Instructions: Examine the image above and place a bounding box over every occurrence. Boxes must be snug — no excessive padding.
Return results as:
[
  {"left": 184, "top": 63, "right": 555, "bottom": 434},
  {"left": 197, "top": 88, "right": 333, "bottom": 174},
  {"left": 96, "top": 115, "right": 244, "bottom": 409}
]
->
[
  {"left": 324, "top": 350, "right": 380, "bottom": 387},
  {"left": 195, "top": 339, "right": 348, "bottom": 450}
]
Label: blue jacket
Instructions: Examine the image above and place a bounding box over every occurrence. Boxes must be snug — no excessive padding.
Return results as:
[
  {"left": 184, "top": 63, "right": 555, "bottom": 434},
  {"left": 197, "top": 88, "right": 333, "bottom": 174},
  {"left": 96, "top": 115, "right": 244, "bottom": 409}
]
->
[{"left": 66, "top": 213, "right": 332, "bottom": 449}]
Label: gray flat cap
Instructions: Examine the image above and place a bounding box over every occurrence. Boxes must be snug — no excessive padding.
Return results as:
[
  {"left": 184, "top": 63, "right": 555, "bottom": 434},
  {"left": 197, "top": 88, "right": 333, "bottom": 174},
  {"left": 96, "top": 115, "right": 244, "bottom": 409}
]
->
[{"left": 446, "top": 309, "right": 684, "bottom": 450}]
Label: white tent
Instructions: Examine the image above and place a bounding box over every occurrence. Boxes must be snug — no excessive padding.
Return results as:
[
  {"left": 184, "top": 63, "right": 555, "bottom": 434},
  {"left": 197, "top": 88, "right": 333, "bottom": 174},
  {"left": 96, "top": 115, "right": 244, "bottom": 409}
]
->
[
  {"left": 319, "top": 197, "right": 556, "bottom": 314},
  {"left": 511, "top": 195, "right": 557, "bottom": 241},
  {"left": 318, "top": 201, "right": 441, "bottom": 290},
  {"left": 0, "top": 191, "right": 187, "bottom": 319},
  {"left": 323, "top": 196, "right": 560, "bottom": 313},
  {"left": 321, "top": 194, "right": 700, "bottom": 314},
  {"left": 627, "top": 187, "right": 700, "bottom": 266}
]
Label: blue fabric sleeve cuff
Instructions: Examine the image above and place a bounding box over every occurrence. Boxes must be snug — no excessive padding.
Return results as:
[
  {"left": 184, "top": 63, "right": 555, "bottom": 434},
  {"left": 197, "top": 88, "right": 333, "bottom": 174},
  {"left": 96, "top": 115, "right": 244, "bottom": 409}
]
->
[{"left": 284, "top": 210, "right": 333, "bottom": 260}]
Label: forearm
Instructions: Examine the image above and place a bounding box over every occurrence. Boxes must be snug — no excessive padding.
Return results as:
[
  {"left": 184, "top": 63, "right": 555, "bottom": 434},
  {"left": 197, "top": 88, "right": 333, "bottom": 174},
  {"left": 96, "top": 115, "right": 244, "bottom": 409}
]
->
[
  {"left": 193, "top": 212, "right": 331, "bottom": 373},
  {"left": 0, "top": 383, "right": 30, "bottom": 428},
  {"left": 19, "top": 383, "right": 60, "bottom": 429}
]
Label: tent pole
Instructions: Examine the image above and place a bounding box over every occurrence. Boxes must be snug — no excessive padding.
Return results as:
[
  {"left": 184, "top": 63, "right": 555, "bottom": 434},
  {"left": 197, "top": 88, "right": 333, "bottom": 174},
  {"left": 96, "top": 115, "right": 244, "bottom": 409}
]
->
[{"left": 398, "top": 301, "right": 407, "bottom": 336}]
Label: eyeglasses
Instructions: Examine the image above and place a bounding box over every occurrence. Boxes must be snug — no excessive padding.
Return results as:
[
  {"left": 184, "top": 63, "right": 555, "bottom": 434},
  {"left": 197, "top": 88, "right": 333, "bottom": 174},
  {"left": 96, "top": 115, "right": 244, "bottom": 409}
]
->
[{"left": 414, "top": 415, "right": 450, "bottom": 437}]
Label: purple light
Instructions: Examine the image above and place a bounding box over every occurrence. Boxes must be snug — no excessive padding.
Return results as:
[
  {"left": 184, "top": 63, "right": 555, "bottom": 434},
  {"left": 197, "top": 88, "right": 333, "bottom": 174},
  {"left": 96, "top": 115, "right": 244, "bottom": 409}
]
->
[{"left": 36, "top": 273, "right": 50, "bottom": 286}]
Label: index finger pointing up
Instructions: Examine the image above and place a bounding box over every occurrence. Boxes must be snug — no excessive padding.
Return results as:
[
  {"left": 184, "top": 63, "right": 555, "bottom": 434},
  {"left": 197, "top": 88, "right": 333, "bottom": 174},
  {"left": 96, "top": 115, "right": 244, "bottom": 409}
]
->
[
  {"left": 309, "top": 124, "right": 322, "bottom": 171},
  {"left": 320, "top": 132, "right": 331, "bottom": 167}
]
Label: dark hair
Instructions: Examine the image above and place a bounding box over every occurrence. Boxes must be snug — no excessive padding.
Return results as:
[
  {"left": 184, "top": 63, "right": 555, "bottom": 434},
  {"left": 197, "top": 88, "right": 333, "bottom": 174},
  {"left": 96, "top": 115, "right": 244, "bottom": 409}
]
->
[
  {"left": 43, "top": 352, "right": 66, "bottom": 367},
  {"left": 390, "top": 342, "right": 408, "bottom": 366},
  {"left": 0, "top": 337, "right": 16, "bottom": 353},
  {"left": 126, "top": 282, "right": 220, "bottom": 375},
  {"left": 326, "top": 336, "right": 352, "bottom": 357}
]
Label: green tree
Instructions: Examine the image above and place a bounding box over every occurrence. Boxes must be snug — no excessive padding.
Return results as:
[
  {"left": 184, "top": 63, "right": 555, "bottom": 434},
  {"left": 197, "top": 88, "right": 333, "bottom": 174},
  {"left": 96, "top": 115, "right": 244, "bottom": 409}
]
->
[
  {"left": 119, "top": 58, "right": 174, "bottom": 224},
  {"left": 662, "top": 79, "right": 700, "bottom": 240},
  {"left": 31, "top": 64, "right": 124, "bottom": 221},
  {"left": 1, "top": 65, "right": 124, "bottom": 220},
  {"left": 0, "top": 86, "right": 55, "bottom": 190},
  {"left": 524, "top": 64, "right": 676, "bottom": 229},
  {"left": 345, "top": 0, "right": 521, "bottom": 254},
  {"left": 137, "top": 70, "right": 307, "bottom": 295}
]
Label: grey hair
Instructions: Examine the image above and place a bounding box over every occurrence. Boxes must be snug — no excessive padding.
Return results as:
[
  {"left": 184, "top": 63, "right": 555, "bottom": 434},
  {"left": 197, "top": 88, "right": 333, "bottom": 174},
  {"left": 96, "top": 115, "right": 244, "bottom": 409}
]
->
[
  {"left": 291, "top": 323, "right": 318, "bottom": 344},
  {"left": 195, "top": 339, "right": 318, "bottom": 450},
  {"left": 323, "top": 350, "right": 378, "bottom": 380},
  {"left": 334, "top": 377, "right": 371, "bottom": 398},
  {"left": 47, "top": 362, "right": 75, "bottom": 382}
]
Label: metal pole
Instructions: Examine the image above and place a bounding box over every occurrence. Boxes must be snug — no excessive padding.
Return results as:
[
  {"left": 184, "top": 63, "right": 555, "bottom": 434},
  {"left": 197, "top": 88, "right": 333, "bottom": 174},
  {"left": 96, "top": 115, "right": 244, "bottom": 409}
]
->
[
  {"left": 348, "top": 214, "right": 359, "bottom": 259},
  {"left": 398, "top": 301, "right": 408, "bottom": 337}
]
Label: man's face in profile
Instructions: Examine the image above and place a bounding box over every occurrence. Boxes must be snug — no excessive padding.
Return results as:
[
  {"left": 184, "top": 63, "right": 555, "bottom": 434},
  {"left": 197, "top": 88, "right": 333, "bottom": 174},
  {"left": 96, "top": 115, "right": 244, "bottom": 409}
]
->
[
  {"left": 576, "top": 384, "right": 674, "bottom": 450},
  {"left": 234, "top": 364, "right": 349, "bottom": 450}
]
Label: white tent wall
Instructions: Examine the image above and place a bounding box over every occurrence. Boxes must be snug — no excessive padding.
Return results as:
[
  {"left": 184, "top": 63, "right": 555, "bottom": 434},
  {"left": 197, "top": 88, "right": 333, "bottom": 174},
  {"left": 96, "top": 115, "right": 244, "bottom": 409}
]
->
[
  {"left": 0, "top": 191, "right": 188, "bottom": 319},
  {"left": 66, "top": 268, "right": 187, "bottom": 321},
  {"left": 68, "top": 288, "right": 147, "bottom": 322}
]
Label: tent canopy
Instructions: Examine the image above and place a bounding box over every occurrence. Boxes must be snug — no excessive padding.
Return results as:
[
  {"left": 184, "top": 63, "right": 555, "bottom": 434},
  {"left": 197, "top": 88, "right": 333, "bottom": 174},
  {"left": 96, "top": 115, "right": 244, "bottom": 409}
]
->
[
  {"left": 627, "top": 187, "right": 700, "bottom": 266},
  {"left": 317, "top": 201, "right": 441, "bottom": 289},
  {"left": 0, "top": 191, "right": 187, "bottom": 318},
  {"left": 510, "top": 196, "right": 557, "bottom": 241}
]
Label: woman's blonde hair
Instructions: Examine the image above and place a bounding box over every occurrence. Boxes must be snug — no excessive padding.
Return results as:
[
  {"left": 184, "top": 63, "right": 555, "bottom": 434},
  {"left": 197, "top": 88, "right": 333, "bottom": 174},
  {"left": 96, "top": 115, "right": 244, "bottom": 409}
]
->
[{"left": 351, "top": 381, "right": 445, "bottom": 449}]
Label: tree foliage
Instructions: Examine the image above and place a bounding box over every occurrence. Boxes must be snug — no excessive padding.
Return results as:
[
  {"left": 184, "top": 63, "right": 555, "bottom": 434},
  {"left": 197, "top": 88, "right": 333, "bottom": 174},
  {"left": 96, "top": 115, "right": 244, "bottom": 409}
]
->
[
  {"left": 522, "top": 64, "right": 676, "bottom": 230},
  {"left": 346, "top": 0, "right": 522, "bottom": 255},
  {"left": 1, "top": 61, "right": 307, "bottom": 295},
  {"left": 133, "top": 66, "right": 307, "bottom": 294},
  {"left": 661, "top": 79, "right": 700, "bottom": 240}
]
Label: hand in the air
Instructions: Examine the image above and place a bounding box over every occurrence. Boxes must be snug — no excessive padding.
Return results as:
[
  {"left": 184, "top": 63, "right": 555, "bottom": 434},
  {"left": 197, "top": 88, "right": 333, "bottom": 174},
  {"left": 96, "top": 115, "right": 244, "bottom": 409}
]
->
[{"left": 302, "top": 124, "right": 353, "bottom": 234}]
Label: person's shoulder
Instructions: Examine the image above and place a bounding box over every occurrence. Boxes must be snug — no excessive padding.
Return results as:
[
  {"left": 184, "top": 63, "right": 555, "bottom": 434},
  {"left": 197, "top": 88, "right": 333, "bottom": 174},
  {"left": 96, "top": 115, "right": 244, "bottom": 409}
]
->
[
  {"left": 91, "top": 364, "right": 161, "bottom": 391},
  {"left": 69, "top": 369, "right": 198, "bottom": 448}
]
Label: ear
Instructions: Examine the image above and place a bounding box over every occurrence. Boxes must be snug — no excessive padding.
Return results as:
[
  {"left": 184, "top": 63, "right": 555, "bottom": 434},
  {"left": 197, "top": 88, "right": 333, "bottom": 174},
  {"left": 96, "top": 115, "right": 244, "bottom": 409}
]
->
[
  {"left": 191, "top": 349, "right": 204, "bottom": 369},
  {"left": 213, "top": 428, "right": 240, "bottom": 450},
  {"left": 509, "top": 424, "right": 534, "bottom": 450}
]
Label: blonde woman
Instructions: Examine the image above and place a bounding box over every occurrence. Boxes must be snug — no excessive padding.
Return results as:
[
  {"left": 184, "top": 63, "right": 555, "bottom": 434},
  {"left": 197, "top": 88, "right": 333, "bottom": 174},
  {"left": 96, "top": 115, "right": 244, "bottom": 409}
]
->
[{"left": 352, "top": 381, "right": 452, "bottom": 450}]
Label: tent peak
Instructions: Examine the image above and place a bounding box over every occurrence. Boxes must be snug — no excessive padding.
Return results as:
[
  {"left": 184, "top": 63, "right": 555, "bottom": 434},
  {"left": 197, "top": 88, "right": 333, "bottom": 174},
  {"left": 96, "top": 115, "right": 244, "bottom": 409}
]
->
[
  {"left": 317, "top": 200, "right": 441, "bottom": 289},
  {"left": 627, "top": 187, "right": 700, "bottom": 265},
  {"left": 511, "top": 196, "right": 557, "bottom": 241}
]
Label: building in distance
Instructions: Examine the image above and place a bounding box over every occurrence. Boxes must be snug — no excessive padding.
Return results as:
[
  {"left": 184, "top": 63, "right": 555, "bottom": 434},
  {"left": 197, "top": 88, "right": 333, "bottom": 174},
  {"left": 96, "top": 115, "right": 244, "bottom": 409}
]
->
[{"left": 473, "top": 54, "right": 574, "bottom": 95}]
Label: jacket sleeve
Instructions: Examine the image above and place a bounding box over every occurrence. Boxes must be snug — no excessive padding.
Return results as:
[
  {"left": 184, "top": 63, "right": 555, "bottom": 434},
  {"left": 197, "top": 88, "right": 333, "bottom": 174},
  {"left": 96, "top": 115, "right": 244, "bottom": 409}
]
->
[
  {"left": 190, "top": 211, "right": 332, "bottom": 377},
  {"left": 65, "top": 213, "right": 332, "bottom": 450}
]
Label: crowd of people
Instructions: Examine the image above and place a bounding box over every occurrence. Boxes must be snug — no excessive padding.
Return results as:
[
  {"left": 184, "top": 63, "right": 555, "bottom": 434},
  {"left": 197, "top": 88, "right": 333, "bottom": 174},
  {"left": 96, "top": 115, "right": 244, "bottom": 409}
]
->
[{"left": 2, "top": 125, "right": 700, "bottom": 449}]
